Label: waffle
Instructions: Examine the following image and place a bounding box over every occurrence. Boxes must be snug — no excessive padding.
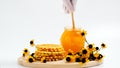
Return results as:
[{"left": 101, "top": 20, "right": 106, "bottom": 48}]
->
[{"left": 34, "top": 44, "right": 65, "bottom": 61}]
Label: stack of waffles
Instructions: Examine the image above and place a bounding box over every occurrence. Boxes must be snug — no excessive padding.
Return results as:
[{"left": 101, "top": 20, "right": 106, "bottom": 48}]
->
[{"left": 34, "top": 44, "right": 65, "bottom": 61}]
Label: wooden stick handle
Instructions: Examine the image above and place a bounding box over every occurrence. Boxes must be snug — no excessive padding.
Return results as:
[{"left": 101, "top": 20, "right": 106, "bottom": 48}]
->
[{"left": 71, "top": 13, "right": 75, "bottom": 29}]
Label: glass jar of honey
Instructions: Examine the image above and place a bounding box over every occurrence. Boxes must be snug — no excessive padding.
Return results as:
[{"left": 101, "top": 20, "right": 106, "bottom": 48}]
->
[{"left": 60, "top": 27, "right": 85, "bottom": 53}]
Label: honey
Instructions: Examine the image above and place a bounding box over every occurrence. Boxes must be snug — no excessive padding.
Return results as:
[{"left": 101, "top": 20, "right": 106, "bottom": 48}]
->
[
  {"left": 60, "top": 13, "right": 85, "bottom": 53},
  {"left": 60, "top": 28, "right": 85, "bottom": 53}
]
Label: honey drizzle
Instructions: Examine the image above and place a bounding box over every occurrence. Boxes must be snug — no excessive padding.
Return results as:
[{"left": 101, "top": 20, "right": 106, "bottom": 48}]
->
[{"left": 71, "top": 13, "right": 75, "bottom": 29}]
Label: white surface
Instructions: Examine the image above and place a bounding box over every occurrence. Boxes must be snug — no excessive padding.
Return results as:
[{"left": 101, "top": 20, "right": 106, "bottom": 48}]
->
[
  {"left": 18, "top": 57, "right": 102, "bottom": 68},
  {"left": 0, "top": 0, "right": 120, "bottom": 68}
]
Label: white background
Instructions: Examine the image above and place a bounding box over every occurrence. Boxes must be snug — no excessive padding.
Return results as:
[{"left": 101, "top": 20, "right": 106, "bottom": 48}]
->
[{"left": 0, "top": 0, "right": 120, "bottom": 68}]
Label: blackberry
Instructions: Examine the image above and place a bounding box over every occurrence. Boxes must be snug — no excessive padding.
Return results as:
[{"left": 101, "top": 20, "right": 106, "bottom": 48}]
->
[
  {"left": 97, "top": 54, "right": 103, "bottom": 60},
  {"left": 81, "top": 58, "right": 86, "bottom": 63},
  {"left": 29, "top": 58, "right": 34, "bottom": 63},
  {"left": 88, "top": 44, "right": 93, "bottom": 48},
  {"left": 24, "top": 49, "right": 28, "bottom": 52},
  {"left": 101, "top": 43, "right": 106, "bottom": 48},
  {"left": 75, "top": 58, "right": 81, "bottom": 62},
  {"left": 82, "top": 49, "right": 87, "bottom": 54},
  {"left": 68, "top": 53, "right": 72, "bottom": 55},
  {"left": 23, "top": 53, "right": 25, "bottom": 57},
  {"left": 30, "top": 41, "right": 33, "bottom": 44},
  {"left": 43, "top": 59, "right": 47, "bottom": 63},
  {"left": 81, "top": 32, "right": 85, "bottom": 36},
  {"left": 95, "top": 47, "right": 99, "bottom": 50},
  {"left": 66, "top": 57, "right": 71, "bottom": 62}
]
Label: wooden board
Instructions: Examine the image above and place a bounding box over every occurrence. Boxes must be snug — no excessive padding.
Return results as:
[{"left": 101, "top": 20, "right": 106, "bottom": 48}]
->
[{"left": 18, "top": 57, "right": 102, "bottom": 68}]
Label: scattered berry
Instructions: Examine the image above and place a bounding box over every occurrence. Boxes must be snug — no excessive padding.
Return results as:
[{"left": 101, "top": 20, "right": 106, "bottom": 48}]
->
[
  {"left": 23, "top": 48, "right": 29, "bottom": 53},
  {"left": 43, "top": 59, "right": 47, "bottom": 63},
  {"left": 28, "top": 58, "right": 34, "bottom": 63},
  {"left": 23, "top": 53, "right": 25, "bottom": 57},
  {"left": 95, "top": 47, "right": 99, "bottom": 50},
  {"left": 24, "top": 49, "right": 28, "bottom": 52},
  {"left": 97, "top": 54, "right": 103, "bottom": 60},
  {"left": 30, "top": 41, "right": 33, "bottom": 44},
  {"left": 81, "top": 32, "right": 85, "bottom": 36},
  {"left": 89, "top": 53, "right": 96, "bottom": 61},
  {"left": 81, "top": 30, "right": 87, "bottom": 36},
  {"left": 40, "top": 57, "right": 47, "bottom": 63},
  {"left": 88, "top": 44, "right": 93, "bottom": 48},
  {"left": 75, "top": 58, "right": 81, "bottom": 62},
  {"left": 101, "top": 43, "right": 106, "bottom": 48},
  {"left": 66, "top": 57, "right": 71, "bottom": 62},
  {"left": 68, "top": 53, "right": 72, "bottom": 55},
  {"left": 81, "top": 58, "right": 86, "bottom": 63},
  {"left": 82, "top": 49, "right": 87, "bottom": 54},
  {"left": 30, "top": 40, "right": 35, "bottom": 47}
]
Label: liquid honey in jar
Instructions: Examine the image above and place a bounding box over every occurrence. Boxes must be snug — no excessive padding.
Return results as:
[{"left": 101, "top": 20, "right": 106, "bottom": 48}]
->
[{"left": 60, "top": 27, "right": 85, "bottom": 53}]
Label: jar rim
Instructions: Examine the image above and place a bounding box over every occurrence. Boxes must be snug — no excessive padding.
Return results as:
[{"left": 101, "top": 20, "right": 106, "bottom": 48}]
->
[{"left": 64, "top": 26, "right": 81, "bottom": 31}]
